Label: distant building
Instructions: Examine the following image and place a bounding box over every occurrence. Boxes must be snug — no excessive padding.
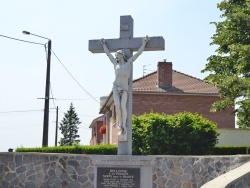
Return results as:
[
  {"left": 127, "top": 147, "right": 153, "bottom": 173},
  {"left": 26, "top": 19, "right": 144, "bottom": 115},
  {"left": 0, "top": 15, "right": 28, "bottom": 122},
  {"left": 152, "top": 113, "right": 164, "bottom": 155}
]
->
[
  {"left": 89, "top": 116, "right": 103, "bottom": 146},
  {"left": 89, "top": 61, "right": 235, "bottom": 145}
]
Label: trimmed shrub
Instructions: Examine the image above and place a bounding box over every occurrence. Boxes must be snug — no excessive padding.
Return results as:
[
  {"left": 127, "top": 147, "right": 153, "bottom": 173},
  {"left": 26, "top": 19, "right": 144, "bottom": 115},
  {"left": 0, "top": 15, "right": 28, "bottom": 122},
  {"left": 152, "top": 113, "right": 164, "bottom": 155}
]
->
[
  {"left": 132, "top": 112, "right": 219, "bottom": 155},
  {"left": 212, "top": 146, "right": 249, "bottom": 155},
  {"left": 15, "top": 144, "right": 117, "bottom": 155}
]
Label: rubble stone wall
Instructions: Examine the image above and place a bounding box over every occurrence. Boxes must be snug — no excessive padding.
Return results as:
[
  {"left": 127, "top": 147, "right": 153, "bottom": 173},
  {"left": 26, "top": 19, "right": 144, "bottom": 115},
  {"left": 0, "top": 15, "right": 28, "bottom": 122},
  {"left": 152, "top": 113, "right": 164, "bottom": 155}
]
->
[{"left": 0, "top": 153, "right": 250, "bottom": 188}]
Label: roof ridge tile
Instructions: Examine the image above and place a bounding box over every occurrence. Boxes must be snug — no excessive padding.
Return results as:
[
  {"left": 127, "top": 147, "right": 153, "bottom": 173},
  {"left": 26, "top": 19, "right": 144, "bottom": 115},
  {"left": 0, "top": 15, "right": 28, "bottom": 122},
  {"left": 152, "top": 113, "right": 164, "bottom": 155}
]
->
[{"left": 133, "top": 71, "right": 157, "bottom": 83}]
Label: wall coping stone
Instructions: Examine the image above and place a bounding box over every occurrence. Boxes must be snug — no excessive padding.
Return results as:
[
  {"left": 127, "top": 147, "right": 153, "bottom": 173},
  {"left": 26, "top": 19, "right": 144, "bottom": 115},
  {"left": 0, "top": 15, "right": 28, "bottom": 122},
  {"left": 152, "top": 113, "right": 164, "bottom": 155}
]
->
[
  {"left": 201, "top": 160, "right": 250, "bottom": 188},
  {"left": 92, "top": 155, "right": 152, "bottom": 166}
]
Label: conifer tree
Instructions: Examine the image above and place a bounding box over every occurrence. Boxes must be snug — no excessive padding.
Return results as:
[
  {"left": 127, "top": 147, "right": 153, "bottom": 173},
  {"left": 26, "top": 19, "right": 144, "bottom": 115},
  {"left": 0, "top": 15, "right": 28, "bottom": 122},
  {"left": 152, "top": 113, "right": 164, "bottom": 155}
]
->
[{"left": 59, "top": 103, "right": 81, "bottom": 146}]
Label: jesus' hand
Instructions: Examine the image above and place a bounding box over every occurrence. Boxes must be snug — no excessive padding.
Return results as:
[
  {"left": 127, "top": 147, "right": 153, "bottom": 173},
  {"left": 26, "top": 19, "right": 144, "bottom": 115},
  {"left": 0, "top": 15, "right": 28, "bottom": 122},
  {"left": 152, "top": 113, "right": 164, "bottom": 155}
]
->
[
  {"left": 100, "top": 38, "right": 105, "bottom": 45},
  {"left": 144, "top": 35, "right": 150, "bottom": 43}
]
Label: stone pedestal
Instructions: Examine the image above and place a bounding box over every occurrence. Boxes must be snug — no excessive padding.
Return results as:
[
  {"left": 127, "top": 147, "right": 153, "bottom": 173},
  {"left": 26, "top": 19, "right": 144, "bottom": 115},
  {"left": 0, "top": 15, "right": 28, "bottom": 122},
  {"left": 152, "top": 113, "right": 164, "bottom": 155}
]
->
[
  {"left": 92, "top": 155, "right": 152, "bottom": 188},
  {"left": 118, "top": 129, "right": 127, "bottom": 141}
]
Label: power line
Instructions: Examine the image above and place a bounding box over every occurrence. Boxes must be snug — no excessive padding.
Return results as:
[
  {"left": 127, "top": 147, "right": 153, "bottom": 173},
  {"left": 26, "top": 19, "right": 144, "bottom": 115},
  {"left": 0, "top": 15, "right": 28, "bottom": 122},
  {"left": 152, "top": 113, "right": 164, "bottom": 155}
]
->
[
  {"left": 55, "top": 98, "right": 99, "bottom": 101},
  {"left": 50, "top": 83, "right": 57, "bottom": 109},
  {"left": 58, "top": 108, "right": 65, "bottom": 114},
  {"left": 0, "top": 108, "right": 55, "bottom": 114},
  {"left": 1, "top": 34, "right": 100, "bottom": 103},
  {"left": 44, "top": 42, "right": 49, "bottom": 61},
  {"left": 0, "top": 109, "right": 44, "bottom": 114},
  {"left": 0, "top": 124, "right": 41, "bottom": 130},
  {"left": 0, "top": 34, "right": 44, "bottom": 46},
  {"left": 51, "top": 50, "right": 100, "bottom": 104},
  {"left": 1, "top": 34, "right": 101, "bottom": 120}
]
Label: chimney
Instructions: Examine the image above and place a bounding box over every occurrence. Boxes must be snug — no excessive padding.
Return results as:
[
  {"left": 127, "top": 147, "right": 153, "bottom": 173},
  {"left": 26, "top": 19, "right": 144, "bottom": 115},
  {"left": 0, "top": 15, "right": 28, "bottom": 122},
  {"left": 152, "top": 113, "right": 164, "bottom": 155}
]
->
[
  {"left": 100, "top": 96, "right": 108, "bottom": 110},
  {"left": 157, "top": 60, "right": 172, "bottom": 88}
]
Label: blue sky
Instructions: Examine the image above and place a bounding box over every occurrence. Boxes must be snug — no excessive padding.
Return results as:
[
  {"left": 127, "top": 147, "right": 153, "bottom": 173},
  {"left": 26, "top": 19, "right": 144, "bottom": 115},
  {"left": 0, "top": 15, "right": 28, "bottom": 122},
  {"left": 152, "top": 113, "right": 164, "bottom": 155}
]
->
[{"left": 0, "top": 0, "right": 222, "bottom": 151}]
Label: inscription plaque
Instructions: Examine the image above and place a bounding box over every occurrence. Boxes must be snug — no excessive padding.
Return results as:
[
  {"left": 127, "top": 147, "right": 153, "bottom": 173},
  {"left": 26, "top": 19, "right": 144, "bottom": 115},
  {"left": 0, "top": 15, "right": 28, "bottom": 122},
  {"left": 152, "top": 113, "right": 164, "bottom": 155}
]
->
[
  {"left": 97, "top": 167, "right": 140, "bottom": 188},
  {"left": 120, "top": 24, "right": 129, "bottom": 31}
]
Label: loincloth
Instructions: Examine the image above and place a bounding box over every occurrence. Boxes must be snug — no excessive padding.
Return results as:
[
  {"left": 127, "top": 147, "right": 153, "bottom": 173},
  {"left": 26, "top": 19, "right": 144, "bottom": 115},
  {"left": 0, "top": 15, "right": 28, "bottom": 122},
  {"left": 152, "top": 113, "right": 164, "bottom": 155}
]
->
[{"left": 113, "top": 84, "right": 128, "bottom": 95}]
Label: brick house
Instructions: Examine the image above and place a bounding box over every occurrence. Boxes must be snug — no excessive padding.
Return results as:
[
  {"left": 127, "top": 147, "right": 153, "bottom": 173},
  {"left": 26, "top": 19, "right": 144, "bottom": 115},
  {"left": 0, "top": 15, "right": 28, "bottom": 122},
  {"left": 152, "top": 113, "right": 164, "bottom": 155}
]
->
[
  {"left": 89, "top": 116, "right": 103, "bottom": 145},
  {"left": 89, "top": 61, "right": 235, "bottom": 145}
]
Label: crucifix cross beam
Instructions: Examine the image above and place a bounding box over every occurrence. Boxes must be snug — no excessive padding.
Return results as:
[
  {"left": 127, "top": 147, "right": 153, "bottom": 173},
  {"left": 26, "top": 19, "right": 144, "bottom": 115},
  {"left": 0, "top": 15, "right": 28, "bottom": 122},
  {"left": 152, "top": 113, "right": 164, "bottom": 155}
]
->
[
  {"left": 88, "top": 15, "right": 165, "bottom": 155},
  {"left": 89, "top": 37, "right": 165, "bottom": 53},
  {"left": 89, "top": 15, "right": 165, "bottom": 56}
]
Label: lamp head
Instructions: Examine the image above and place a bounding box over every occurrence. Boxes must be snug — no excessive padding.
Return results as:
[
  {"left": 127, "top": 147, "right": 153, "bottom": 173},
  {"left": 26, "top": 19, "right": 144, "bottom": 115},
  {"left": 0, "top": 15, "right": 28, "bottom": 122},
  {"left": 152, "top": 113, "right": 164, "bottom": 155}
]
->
[{"left": 22, "top": 31, "right": 30, "bottom": 35}]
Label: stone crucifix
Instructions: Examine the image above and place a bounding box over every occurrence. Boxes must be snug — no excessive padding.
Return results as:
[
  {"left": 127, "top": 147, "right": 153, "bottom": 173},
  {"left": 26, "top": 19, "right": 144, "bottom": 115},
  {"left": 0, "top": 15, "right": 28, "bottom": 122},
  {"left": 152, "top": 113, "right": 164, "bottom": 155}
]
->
[{"left": 89, "top": 15, "right": 165, "bottom": 155}]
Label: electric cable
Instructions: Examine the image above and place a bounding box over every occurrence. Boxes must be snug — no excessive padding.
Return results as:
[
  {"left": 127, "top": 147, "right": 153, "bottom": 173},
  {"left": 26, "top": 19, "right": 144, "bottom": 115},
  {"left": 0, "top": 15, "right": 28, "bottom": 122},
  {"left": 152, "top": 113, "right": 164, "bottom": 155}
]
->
[
  {"left": 55, "top": 98, "right": 99, "bottom": 101},
  {"left": 50, "top": 83, "right": 57, "bottom": 109},
  {"left": 0, "top": 124, "right": 41, "bottom": 130},
  {"left": 0, "top": 34, "right": 100, "bottom": 105},
  {"left": 51, "top": 50, "right": 100, "bottom": 104},
  {"left": 0, "top": 109, "right": 55, "bottom": 114},
  {"left": 0, "top": 109, "right": 44, "bottom": 113},
  {"left": 0, "top": 34, "right": 44, "bottom": 45},
  {"left": 0, "top": 34, "right": 101, "bottom": 121}
]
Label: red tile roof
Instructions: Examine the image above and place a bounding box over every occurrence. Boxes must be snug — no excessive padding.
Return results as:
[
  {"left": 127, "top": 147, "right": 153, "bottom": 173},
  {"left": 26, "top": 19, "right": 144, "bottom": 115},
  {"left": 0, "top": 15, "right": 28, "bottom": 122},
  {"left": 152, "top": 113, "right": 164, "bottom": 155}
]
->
[
  {"left": 99, "top": 69, "right": 219, "bottom": 114},
  {"left": 133, "top": 70, "right": 219, "bottom": 95},
  {"left": 89, "top": 115, "right": 103, "bottom": 128}
]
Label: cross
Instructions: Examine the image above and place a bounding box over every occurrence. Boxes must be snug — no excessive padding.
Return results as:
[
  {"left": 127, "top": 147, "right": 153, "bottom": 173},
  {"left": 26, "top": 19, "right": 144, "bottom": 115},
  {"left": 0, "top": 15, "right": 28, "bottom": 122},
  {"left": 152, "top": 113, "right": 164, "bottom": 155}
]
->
[{"left": 89, "top": 15, "right": 165, "bottom": 155}]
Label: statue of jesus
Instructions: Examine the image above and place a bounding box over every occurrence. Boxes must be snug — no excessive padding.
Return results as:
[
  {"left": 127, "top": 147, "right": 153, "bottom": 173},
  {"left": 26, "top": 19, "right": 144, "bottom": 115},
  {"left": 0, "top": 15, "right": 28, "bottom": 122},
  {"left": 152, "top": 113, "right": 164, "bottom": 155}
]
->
[{"left": 100, "top": 36, "right": 149, "bottom": 135}]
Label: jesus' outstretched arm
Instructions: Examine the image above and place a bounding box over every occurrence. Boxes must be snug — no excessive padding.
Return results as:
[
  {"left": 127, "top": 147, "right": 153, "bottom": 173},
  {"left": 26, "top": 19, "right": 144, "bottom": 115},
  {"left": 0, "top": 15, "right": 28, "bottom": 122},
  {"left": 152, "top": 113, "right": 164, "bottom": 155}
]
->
[
  {"left": 100, "top": 38, "right": 116, "bottom": 64},
  {"left": 129, "top": 36, "right": 149, "bottom": 64}
]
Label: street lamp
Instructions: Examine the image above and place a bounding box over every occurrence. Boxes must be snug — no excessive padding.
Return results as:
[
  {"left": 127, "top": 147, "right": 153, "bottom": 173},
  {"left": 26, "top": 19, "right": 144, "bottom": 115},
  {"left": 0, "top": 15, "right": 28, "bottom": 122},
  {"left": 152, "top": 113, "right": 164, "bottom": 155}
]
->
[{"left": 23, "top": 31, "right": 52, "bottom": 147}]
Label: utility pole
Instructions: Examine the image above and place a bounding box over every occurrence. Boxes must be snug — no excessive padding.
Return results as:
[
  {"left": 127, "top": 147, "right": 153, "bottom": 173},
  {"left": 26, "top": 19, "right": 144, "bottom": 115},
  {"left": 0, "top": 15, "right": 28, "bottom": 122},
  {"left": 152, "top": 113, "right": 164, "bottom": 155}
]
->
[
  {"left": 42, "top": 39, "right": 51, "bottom": 147},
  {"left": 22, "top": 31, "right": 52, "bottom": 147},
  {"left": 55, "top": 106, "right": 58, "bottom": 146}
]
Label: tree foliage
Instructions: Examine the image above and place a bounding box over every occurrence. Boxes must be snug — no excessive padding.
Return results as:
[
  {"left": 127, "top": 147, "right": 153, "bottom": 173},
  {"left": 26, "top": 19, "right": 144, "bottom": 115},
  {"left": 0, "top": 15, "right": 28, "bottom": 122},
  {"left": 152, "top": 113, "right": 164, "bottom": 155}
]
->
[
  {"left": 202, "top": 0, "right": 250, "bottom": 127},
  {"left": 132, "top": 112, "right": 219, "bottom": 155},
  {"left": 59, "top": 103, "right": 81, "bottom": 146}
]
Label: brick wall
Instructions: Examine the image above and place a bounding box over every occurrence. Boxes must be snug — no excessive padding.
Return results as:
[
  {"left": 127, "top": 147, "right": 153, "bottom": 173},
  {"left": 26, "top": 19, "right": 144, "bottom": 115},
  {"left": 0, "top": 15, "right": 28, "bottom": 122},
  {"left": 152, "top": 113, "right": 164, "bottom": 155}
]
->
[
  {"left": 90, "top": 121, "right": 103, "bottom": 145},
  {"left": 157, "top": 61, "right": 172, "bottom": 87},
  {"left": 111, "top": 120, "right": 118, "bottom": 145},
  {"left": 133, "top": 93, "right": 235, "bottom": 128},
  {"left": 96, "top": 121, "right": 103, "bottom": 144}
]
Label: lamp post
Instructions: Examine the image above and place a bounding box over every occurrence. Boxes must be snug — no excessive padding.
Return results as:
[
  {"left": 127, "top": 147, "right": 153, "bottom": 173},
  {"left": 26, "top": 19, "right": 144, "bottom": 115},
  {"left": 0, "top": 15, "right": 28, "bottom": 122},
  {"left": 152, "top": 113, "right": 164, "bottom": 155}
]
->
[{"left": 23, "top": 31, "right": 51, "bottom": 147}]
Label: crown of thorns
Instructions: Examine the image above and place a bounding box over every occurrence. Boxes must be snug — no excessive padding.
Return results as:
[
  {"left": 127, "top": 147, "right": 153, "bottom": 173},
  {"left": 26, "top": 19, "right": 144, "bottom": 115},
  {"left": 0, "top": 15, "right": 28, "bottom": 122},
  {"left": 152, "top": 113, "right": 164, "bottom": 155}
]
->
[{"left": 116, "top": 50, "right": 126, "bottom": 58}]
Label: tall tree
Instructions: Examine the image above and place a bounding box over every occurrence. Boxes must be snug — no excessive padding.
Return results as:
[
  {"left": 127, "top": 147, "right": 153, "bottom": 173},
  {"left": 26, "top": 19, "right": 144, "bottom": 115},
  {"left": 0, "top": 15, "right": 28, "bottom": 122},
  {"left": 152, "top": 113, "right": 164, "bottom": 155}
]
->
[
  {"left": 59, "top": 103, "right": 81, "bottom": 145},
  {"left": 202, "top": 0, "right": 250, "bottom": 128}
]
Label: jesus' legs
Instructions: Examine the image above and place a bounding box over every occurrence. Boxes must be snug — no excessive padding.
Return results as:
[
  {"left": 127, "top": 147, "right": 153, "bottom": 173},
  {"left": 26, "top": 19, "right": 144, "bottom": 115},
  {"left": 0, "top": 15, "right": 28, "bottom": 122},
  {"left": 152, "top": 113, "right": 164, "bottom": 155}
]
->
[
  {"left": 121, "top": 91, "right": 128, "bottom": 134},
  {"left": 112, "top": 87, "right": 123, "bottom": 132},
  {"left": 112, "top": 86, "right": 128, "bottom": 134}
]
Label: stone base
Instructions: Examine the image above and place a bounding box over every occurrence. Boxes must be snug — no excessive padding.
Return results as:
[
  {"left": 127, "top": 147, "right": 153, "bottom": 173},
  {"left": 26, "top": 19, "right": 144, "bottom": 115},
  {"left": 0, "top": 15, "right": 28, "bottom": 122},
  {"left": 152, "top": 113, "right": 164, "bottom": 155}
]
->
[
  {"left": 118, "top": 130, "right": 127, "bottom": 141},
  {"left": 92, "top": 155, "right": 152, "bottom": 188},
  {"left": 1, "top": 153, "right": 250, "bottom": 187}
]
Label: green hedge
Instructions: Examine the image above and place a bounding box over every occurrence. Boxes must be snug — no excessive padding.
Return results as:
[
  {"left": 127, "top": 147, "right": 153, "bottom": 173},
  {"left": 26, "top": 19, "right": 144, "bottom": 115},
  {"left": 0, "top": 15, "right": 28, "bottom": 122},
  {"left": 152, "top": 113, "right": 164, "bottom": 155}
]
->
[
  {"left": 132, "top": 112, "right": 219, "bottom": 155},
  {"left": 15, "top": 145, "right": 250, "bottom": 155},
  {"left": 212, "top": 146, "right": 250, "bottom": 155},
  {"left": 15, "top": 144, "right": 117, "bottom": 155}
]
